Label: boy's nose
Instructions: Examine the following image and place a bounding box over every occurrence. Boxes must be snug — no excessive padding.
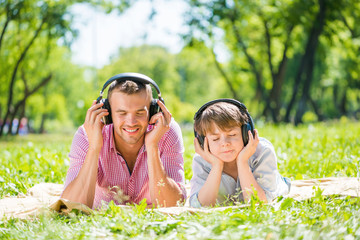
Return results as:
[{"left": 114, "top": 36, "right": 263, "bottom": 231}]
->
[{"left": 221, "top": 138, "right": 231, "bottom": 147}]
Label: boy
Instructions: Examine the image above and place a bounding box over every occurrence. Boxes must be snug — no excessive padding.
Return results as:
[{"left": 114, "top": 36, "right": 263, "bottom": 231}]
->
[{"left": 190, "top": 99, "right": 290, "bottom": 207}]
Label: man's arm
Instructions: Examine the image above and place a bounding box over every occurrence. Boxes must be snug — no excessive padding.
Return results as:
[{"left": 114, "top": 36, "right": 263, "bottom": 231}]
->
[
  {"left": 61, "top": 101, "right": 108, "bottom": 208},
  {"left": 145, "top": 100, "right": 185, "bottom": 207}
]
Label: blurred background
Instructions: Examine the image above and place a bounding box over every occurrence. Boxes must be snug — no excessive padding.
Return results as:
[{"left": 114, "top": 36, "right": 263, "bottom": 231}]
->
[{"left": 0, "top": 0, "right": 359, "bottom": 136}]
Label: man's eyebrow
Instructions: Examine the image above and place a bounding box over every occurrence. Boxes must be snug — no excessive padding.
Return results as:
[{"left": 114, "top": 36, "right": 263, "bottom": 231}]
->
[{"left": 114, "top": 108, "right": 147, "bottom": 112}]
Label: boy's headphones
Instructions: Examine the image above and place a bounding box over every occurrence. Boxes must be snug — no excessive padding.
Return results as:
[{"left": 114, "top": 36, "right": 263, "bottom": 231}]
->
[
  {"left": 193, "top": 99, "right": 255, "bottom": 148},
  {"left": 96, "top": 72, "right": 164, "bottom": 125}
]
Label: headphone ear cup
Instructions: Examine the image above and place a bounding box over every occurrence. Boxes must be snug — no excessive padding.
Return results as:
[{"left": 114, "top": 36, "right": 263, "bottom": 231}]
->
[
  {"left": 242, "top": 123, "right": 251, "bottom": 146},
  {"left": 102, "top": 98, "right": 112, "bottom": 125},
  {"left": 194, "top": 131, "right": 205, "bottom": 149},
  {"left": 149, "top": 99, "right": 160, "bottom": 120}
]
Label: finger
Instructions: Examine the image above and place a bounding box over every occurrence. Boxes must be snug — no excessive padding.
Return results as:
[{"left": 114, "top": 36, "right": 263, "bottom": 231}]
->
[
  {"left": 86, "top": 101, "right": 104, "bottom": 120},
  {"left": 95, "top": 111, "right": 109, "bottom": 124},
  {"left": 247, "top": 130, "right": 255, "bottom": 146},
  {"left": 89, "top": 108, "right": 108, "bottom": 124},
  {"left": 253, "top": 129, "right": 259, "bottom": 139},
  {"left": 157, "top": 100, "right": 172, "bottom": 124},
  {"left": 194, "top": 138, "right": 207, "bottom": 157},
  {"left": 204, "top": 137, "right": 211, "bottom": 153},
  {"left": 254, "top": 129, "right": 260, "bottom": 143},
  {"left": 86, "top": 100, "right": 97, "bottom": 122},
  {"left": 148, "top": 112, "right": 163, "bottom": 125}
]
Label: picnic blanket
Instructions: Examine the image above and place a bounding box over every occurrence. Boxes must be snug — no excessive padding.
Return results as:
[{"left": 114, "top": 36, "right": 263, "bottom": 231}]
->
[{"left": 1, "top": 177, "right": 359, "bottom": 219}]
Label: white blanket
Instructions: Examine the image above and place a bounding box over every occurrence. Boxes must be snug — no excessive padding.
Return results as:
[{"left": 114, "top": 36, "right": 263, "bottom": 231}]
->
[{"left": 1, "top": 177, "right": 359, "bottom": 219}]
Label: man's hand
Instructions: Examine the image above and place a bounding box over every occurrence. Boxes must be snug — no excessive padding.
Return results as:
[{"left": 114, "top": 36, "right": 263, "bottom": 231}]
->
[
  {"left": 145, "top": 100, "right": 171, "bottom": 148},
  {"left": 83, "top": 100, "right": 109, "bottom": 152},
  {"left": 236, "top": 129, "right": 259, "bottom": 166},
  {"left": 195, "top": 137, "right": 224, "bottom": 168}
]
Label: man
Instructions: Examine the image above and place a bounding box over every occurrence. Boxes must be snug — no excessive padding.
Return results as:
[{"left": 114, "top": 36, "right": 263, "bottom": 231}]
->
[{"left": 62, "top": 73, "right": 186, "bottom": 209}]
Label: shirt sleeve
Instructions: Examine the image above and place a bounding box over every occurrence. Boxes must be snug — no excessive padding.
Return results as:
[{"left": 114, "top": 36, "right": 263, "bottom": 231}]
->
[
  {"left": 189, "top": 154, "right": 210, "bottom": 208},
  {"left": 63, "top": 125, "right": 89, "bottom": 190},
  {"left": 159, "top": 119, "right": 187, "bottom": 202},
  {"left": 250, "top": 138, "right": 291, "bottom": 202}
]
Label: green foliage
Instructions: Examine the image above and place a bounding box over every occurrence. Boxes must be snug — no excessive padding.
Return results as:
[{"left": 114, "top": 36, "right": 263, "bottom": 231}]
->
[
  {"left": 185, "top": 0, "right": 360, "bottom": 123},
  {"left": 96, "top": 45, "right": 228, "bottom": 123},
  {"left": 1, "top": 122, "right": 360, "bottom": 239}
]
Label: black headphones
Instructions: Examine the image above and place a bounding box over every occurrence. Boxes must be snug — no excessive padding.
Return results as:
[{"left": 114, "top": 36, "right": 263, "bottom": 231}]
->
[
  {"left": 96, "top": 72, "right": 164, "bottom": 125},
  {"left": 193, "top": 99, "right": 255, "bottom": 148}
]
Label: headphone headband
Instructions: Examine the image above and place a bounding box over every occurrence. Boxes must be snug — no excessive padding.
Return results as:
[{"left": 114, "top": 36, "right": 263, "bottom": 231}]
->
[
  {"left": 99, "top": 72, "right": 162, "bottom": 99},
  {"left": 193, "top": 98, "right": 255, "bottom": 147},
  {"left": 194, "top": 98, "right": 249, "bottom": 121},
  {"left": 96, "top": 72, "right": 164, "bottom": 125}
]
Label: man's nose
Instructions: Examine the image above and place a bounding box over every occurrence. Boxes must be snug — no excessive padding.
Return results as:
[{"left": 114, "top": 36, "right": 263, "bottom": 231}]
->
[{"left": 125, "top": 114, "right": 137, "bottom": 125}]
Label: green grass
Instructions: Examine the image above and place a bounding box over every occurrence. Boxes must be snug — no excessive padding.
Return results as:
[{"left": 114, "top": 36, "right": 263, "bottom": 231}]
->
[{"left": 1, "top": 121, "right": 360, "bottom": 239}]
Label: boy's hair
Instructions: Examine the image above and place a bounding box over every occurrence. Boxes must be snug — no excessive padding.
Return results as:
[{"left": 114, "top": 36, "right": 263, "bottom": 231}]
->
[
  {"left": 194, "top": 102, "right": 249, "bottom": 136},
  {"left": 108, "top": 80, "right": 153, "bottom": 100}
]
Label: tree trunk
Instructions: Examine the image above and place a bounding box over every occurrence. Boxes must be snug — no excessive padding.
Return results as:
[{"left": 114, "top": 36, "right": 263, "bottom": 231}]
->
[
  {"left": 39, "top": 113, "right": 47, "bottom": 134},
  {"left": 230, "top": 16, "right": 265, "bottom": 102},
  {"left": 0, "top": 20, "right": 45, "bottom": 136},
  {"left": 309, "top": 95, "right": 324, "bottom": 121},
  {"left": 3, "top": 73, "right": 52, "bottom": 135},
  {"left": 285, "top": 0, "right": 327, "bottom": 123},
  {"left": 16, "top": 102, "right": 26, "bottom": 135},
  {"left": 263, "top": 23, "right": 294, "bottom": 122},
  {"left": 339, "top": 89, "right": 347, "bottom": 116},
  {"left": 294, "top": 0, "right": 327, "bottom": 125},
  {"left": 0, "top": 15, "right": 10, "bottom": 52}
]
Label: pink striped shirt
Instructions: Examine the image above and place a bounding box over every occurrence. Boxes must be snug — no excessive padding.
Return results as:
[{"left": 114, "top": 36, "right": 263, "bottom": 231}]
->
[{"left": 63, "top": 119, "right": 186, "bottom": 209}]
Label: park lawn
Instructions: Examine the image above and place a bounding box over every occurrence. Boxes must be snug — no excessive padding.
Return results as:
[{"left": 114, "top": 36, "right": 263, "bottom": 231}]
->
[{"left": 1, "top": 121, "right": 360, "bottom": 239}]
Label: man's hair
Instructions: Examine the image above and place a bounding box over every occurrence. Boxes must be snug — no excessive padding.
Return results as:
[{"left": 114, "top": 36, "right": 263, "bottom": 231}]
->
[
  {"left": 107, "top": 80, "right": 153, "bottom": 100},
  {"left": 194, "top": 102, "right": 249, "bottom": 136}
]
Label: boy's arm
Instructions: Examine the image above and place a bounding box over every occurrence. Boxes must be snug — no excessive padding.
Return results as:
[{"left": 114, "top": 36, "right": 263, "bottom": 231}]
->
[
  {"left": 251, "top": 138, "right": 291, "bottom": 201},
  {"left": 193, "top": 137, "right": 224, "bottom": 207},
  {"left": 236, "top": 130, "right": 267, "bottom": 202},
  {"left": 197, "top": 163, "right": 223, "bottom": 206}
]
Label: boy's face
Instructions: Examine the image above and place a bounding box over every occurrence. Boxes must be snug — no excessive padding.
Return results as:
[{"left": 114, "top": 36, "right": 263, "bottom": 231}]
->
[{"left": 205, "top": 122, "right": 244, "bottom": 162}]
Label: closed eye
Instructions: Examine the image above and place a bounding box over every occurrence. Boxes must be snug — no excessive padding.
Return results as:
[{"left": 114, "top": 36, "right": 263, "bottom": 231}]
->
[{"left": 136, "top": 111, "right": 146, "bottom": 116}]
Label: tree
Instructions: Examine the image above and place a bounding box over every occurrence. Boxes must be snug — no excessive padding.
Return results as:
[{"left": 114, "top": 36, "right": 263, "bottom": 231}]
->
[
  {"left": 184, "top": 0, "right": 360, "bottom": 124},
  {"left": 0, "top": 0, "right": 134, "bottom": 136}
]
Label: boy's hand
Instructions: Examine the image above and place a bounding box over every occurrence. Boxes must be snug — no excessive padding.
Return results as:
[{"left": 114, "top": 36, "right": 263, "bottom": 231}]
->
[
  {"left": 194, "top": 137, "right": 224, "bottom": 168},
  {"left": 236, "top": 129, "right": 259, "bottom": 166}
]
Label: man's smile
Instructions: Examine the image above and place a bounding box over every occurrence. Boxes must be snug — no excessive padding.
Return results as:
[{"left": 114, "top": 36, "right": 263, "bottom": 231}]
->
[{"left": 123, "top": 128, "right": 139, "bottom": 133}]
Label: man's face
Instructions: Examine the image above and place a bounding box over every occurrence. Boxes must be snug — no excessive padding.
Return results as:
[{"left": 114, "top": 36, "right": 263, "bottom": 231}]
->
[
  {"left": 206, "top": 122, "right": 244, "bottom": 163},
  {"left": 109, "top": 89, "right": 151, "bottom": 146}
]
